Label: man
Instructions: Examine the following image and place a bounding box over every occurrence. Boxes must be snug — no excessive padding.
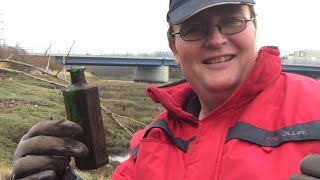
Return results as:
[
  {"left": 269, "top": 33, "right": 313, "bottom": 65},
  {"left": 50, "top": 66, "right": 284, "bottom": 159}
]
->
[
  {"left": 12, "top": 0, "right": 320, "bottom": 179},
  {"left": 112, "top": 0, "right": 320, "bottom": 179}
]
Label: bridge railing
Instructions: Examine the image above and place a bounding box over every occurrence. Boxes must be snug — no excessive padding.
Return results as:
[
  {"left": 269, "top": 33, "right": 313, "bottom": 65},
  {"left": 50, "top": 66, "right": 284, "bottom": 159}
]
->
[{"left": 282, "top": 58, "right": 320, "bottom": 66}]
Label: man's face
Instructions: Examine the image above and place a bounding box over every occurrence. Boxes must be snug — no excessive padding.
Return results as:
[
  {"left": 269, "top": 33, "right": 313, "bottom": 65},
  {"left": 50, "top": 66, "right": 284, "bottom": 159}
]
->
[{"left": 169, "top": 5, "right": 258, "bottom": 96}]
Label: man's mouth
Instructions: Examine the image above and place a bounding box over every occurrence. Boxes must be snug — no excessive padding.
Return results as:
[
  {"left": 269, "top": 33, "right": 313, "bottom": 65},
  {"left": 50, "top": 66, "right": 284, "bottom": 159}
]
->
[{"left": 203, "top": 56, "right": 234, "bottom": 64}]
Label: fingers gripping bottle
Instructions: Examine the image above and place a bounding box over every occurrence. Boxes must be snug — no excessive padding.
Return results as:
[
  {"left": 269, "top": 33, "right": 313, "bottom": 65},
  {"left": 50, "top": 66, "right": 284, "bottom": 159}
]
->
[{"left": 63, "top": 67, "right": 108, "bottom": 170}]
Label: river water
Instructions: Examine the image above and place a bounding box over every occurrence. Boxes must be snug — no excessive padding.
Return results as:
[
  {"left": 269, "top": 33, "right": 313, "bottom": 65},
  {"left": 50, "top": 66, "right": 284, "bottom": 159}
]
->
[{"left": 109, "top": 154, "right": 130, "bottom": 163}]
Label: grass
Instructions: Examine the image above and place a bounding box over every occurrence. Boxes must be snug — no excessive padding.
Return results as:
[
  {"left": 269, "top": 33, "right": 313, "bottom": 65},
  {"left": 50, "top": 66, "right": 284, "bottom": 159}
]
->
[{"left": 0, "top": 70, "right": 164, "bottom": 179}]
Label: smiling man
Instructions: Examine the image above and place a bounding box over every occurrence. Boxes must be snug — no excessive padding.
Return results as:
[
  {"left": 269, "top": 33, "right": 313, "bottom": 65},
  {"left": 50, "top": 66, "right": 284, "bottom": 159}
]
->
[
  {"left": 11, "top": 0, "right": 320, "bottom": 180},
  {"left": 111, "top": 0, "right": 320, "bottom": 179},
  {"left": 168, "top": 4, "right": 258, "bottom": 118}
]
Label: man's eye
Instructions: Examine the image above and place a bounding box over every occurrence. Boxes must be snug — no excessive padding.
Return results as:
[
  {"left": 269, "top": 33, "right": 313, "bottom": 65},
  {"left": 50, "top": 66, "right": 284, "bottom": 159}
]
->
[
  {"left": 221, "top": 17, "right": 243, "bottom": 27},
  {"left": 181, "top": 25, "right": 204, "bottom": 35}
]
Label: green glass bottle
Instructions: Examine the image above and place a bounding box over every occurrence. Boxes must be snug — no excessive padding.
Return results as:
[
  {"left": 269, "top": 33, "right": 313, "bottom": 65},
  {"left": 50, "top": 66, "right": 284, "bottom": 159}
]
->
[{"left": 63, "top": 66, "right": 108, "bottom": 170}]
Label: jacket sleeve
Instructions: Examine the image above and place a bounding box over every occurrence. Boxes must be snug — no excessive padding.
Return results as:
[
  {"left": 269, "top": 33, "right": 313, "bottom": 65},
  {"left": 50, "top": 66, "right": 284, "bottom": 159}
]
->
[
  {"left": 111, "top": 155, "right": 135, "bottom": 180},
  {"left": 111, "top": 129, "right": 146, "bottom": 180}
]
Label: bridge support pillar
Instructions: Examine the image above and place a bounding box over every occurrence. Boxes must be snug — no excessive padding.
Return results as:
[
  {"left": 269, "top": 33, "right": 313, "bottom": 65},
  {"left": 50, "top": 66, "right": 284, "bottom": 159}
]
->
[{"left": 134, "top": 66, "right": 169, "bottom": 83}]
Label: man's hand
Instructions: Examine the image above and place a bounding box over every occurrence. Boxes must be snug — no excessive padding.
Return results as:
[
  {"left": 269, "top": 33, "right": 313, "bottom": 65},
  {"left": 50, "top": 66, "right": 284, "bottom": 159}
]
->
[
  {"left": 12, "top": 120, "right": 89, "bottom": 179},
  {"left": 290, "top": 154, "right": 320, "bottom": 180}
]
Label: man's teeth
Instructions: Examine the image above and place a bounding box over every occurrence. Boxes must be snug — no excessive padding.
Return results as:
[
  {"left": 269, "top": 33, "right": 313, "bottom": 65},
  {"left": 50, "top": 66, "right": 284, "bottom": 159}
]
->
[{"left": 205, "top": 56, "right": 233, "bottom": 64}]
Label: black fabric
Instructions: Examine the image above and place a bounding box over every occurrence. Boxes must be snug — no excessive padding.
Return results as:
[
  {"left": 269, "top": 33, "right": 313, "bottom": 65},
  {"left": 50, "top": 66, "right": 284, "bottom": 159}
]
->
[
  {"left": 266, "top": 46, "right": 279, "bottom": 50},
  {"left": 226, "top": 121, "right": 320, "bottom": 147},
  {"left": 143, "top": 119, "right": 195, "bottom": 152},
  {"left": 184, "top": 95, "right": 201, "bottom": 118},
  {"left": 131, "top": 146, "right": 139, "bottom": 162},
  {"left": 157, "top": 79, "right": 187, "bottom": 88},
  {"left": 132, "top": 119, "right": 195, "bottom": 161}
]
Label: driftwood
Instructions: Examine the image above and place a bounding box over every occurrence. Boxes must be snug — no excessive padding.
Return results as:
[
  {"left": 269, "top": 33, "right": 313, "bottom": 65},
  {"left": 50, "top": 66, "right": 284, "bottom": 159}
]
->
[
  {"left": 100, "top": 98, "right": 147, "bottom": 126},
  {"left": 100, "top": 105, "right": 134, "bottom": 136},
  {"left": 0, "top": 58, "right": 70, "bottom": 84},
  {"left": 0, "top": 67, "right": 67, "bottom": 88},
  {"left": 23, "top": 43, "right": 52, "bottom": 72}
]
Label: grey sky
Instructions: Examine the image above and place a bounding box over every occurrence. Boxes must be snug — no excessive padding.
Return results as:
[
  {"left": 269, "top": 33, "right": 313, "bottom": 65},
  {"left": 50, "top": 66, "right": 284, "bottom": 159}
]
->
[{"left": 0, "top": 0, "right": 319, "bottom": 55}]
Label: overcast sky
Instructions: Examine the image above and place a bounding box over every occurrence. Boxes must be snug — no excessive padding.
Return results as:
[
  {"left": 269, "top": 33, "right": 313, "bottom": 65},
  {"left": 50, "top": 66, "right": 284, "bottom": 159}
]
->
[{"left": 0, "top": 0, "right": 319, "bottom": 55}]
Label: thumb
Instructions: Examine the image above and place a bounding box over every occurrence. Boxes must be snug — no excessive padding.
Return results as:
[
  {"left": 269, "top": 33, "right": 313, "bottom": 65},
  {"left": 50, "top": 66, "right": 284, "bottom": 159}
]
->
[
  {"left": 301, "top": 154, "right": 320, "bottom": 178},
  {"left": 61, "top": 165, "right": 83, "bottom": 180}
]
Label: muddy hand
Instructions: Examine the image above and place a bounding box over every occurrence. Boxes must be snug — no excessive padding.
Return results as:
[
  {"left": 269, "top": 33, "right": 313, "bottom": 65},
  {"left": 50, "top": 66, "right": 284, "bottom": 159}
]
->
[
  {"left": 289, "top": 154, "right": 320, "bottom": 180},
  {"left": 12, "top": 120, "right": 89, "bottom": 179}
]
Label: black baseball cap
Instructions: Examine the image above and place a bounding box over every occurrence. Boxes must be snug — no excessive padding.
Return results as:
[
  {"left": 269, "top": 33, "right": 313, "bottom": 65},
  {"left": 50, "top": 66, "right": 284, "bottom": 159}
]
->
[{"left": 167, "top": 0, "right": 256, "bottom": 24}]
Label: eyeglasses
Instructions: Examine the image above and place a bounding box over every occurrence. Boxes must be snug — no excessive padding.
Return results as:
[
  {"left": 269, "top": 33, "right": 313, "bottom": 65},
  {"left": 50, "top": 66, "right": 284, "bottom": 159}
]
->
[{"left": 171, "top": 16, "right": 254, "bottom": 41}]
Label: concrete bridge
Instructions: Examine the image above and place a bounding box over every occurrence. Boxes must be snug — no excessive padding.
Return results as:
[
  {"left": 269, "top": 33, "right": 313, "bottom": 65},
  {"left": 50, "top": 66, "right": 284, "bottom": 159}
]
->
[
  {"left": 29, "top": 54, "right": 320, "bottom": 82},
  {"left": 54, "top": 54, "right": 176, "bottom": 82}
]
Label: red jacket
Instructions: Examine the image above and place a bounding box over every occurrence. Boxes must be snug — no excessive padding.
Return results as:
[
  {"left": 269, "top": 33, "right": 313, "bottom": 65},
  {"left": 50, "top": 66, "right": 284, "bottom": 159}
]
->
[{"left": 112, "top": 47, "right": 320, "bottom": 180}]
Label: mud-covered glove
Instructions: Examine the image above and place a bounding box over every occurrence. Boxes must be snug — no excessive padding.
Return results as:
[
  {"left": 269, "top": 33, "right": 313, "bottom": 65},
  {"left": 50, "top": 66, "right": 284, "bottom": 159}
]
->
[
  {"left": 12, "top": 120, "right": 89, "bottom": 180},
  {"left": 290, "top": 154, "right": 320, "bottom": 180}
]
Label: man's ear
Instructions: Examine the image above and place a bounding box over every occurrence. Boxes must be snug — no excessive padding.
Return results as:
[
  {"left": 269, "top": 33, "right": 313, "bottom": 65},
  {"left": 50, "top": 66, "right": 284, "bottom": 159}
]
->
[{"left": 168, "top": 39, "right": 180, "bottom": 66}]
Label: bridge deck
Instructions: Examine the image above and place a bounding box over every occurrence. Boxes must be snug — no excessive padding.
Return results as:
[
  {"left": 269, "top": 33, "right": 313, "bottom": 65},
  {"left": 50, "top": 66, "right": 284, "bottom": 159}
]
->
[{"left": 29, "top": 54, "right": 320, "bottom": 72}]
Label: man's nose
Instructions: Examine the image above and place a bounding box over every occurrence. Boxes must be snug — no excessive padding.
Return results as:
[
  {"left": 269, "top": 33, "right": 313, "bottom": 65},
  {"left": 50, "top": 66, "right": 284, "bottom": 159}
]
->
[{"left": 205, "top": 26, "right": 227, "bottom": 47}]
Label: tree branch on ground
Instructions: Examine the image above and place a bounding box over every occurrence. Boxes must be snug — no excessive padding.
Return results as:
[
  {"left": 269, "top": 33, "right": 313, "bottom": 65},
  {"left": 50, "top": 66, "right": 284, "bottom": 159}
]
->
[
  {"left": 100, "top": 105, "right": 134, "bottom": 136},
  {"left": 107, "top": 128, "right": 116, "bottom": 135},
  {"left": 113, "top": 112, "right": 147, "bottom": 126},
  {"left": 23, "top": 43, "right": 52, "bottom": 72},
  {"left": 0, "top": 58, "right": 70, "bottom": 84},
  {"left": 0, "top": 67, "right": 67, "bottom": 88},
  {"left": 100, "top": 99, "right": 147, "bottom": 126}
]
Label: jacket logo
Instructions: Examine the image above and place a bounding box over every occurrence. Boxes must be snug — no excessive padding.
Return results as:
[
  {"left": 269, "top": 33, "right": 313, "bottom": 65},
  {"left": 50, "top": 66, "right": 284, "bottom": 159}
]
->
[
  {"left": 226, "top": 121, "right": 320, "bottom": 147},
  {"left": 266, "top": 130, "right": 307, "bottom": 142}
]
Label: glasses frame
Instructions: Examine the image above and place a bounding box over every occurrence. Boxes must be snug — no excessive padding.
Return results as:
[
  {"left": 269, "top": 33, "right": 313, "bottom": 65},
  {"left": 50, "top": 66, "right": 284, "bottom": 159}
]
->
[{"left": 171, "top": 16, "right": 255, "bottom": 41}]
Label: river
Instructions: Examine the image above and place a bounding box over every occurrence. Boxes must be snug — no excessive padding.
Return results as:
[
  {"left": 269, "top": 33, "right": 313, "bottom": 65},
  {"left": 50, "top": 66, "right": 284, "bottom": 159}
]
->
[{"left": 109, "top": 154, "right": 130, "bottom": 163}]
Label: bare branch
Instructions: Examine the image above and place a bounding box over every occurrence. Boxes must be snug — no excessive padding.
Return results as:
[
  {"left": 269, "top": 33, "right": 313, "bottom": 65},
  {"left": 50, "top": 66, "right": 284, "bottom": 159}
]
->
[
  {"left": 100, "top": 98, "right": 135, "bottom": 104},
  {"left": 23, "top": 43, "right": 52, "bottom": 72},
  {"left": 0, "top": 58, "right": 70, "bottom": 84},
  {"left": 100, "top": 98, "right": 146, "bottom": 126},
  {"left": 113, "top": 113, "right": 146, "bottom": 126},
  {"left": 7, "top": 54, "right": 13, "bottom": 59},
  {"left": 100, "top": 104, "right": 134, "bottom": 136},
  {"left": 0, "top": 67, "right": 67, "bottom": 88},
  {"left": 122, "top": 123, "right": 136, "bottom": 134},
  {"left": 107, "top": 128, "right": 116, "bottom": 135},
  {"left": 55, "top": 40, "right": 75, "bottom": 76}
]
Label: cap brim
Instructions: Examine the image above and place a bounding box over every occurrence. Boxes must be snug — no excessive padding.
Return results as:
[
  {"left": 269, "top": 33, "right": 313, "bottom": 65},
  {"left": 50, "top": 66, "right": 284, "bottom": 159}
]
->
[{"left": 168, "top": 0, "right": 255, "bottom": 24}]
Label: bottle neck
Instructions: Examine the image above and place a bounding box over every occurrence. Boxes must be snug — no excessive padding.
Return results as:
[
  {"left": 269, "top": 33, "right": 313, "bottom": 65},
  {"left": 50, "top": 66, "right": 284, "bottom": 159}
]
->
[
  {"left": 68, "top": 67, "right": 87, "bottom": 85},
  {"left": 71, "top": 72, "right": 86, "bottom": 84}
]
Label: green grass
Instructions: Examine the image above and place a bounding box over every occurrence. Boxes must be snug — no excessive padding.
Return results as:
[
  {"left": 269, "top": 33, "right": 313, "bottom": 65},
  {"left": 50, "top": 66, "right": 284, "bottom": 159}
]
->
[{"left": 0, "top": 72, "right": 164, "bottom": 179}]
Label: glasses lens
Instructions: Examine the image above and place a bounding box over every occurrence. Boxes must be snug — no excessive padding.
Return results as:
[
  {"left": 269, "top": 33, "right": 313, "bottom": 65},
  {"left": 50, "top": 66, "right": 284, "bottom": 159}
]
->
[
  {"left": 180, "top": 24, "right": 207, "bottom": 41},
  {"left": 220, "top": 17, "right": 246, "bottom": 35}
]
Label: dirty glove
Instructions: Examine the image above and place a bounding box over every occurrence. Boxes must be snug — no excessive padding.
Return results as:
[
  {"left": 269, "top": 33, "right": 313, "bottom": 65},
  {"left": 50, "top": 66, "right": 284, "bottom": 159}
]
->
[
  {"left": 12, "top": 120, "right": 89, "bottom": 180},
  {"left": 289, "top": 154, "right": 320, "bottom": 180},
  {"left": 13, "top": 165, "right": 81, "bottom": 180}
]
